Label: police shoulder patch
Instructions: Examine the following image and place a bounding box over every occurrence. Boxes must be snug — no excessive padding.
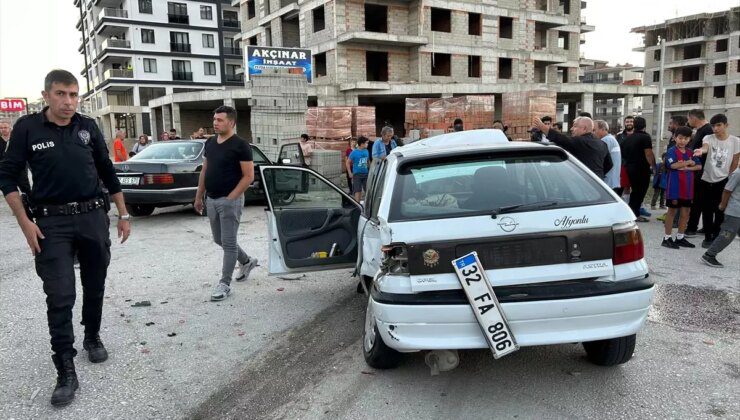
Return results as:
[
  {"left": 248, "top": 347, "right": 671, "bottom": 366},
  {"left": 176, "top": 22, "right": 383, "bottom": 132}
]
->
[{"left": 78, "top": 129, "right": 91, "bottom": 145}]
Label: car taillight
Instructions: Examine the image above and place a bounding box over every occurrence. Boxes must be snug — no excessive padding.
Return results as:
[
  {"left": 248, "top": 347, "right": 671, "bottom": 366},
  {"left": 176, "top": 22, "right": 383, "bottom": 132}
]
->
[
  {"left": 381, "top": 243, "right": 408, "bottom": 275},
  {"left": 612, "top": 222, "right": 644, "bottom": 265},
  {"left": 142, "top": 174, "right": 174, "bottom": 185}
]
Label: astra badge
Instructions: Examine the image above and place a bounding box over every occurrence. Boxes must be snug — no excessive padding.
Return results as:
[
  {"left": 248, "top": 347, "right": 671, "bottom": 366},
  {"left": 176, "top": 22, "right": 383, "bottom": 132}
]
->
[
  {"left": 78, "top": 129, "right": 91, "bottom": 145},
  {"left": 422, "top": 249, "right": 440, "bottom": 268},
  {"left": 497, "top": 216, "right": 519, "bottom": 233}
]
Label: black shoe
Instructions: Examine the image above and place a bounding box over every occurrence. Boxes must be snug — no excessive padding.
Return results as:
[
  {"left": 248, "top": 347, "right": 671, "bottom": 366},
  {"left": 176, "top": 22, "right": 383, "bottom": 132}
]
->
[
  {"left": 661, "top": 238, "right": 680, "bottom": 249},
  {"left": 697, "top": 228, "right": 705, "bottom": 234},
  {"left": 700, "top": 254, "right": 723, "bottom": 268},
  {"left": 83, "top": 335, "right": 109, "bottom": 363},
  {"left": 674, "top": 238, "right": 696, "bottom": 248},
  {"left": 51, "top": 354, "right": 79, "bottom": 407},
  {"left": 684, "top": 230, "right": 697, "bottom": 237},
  {"left": 701, "top": 239, "right": 713, "bottom": 249}
]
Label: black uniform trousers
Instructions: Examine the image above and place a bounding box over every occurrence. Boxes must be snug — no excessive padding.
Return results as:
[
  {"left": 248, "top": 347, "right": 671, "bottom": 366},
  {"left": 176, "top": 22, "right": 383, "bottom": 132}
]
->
[
  {"left": 687, "top": 177, "right": 704, "bottom": 232},
  {"left": 627, "top": 169, "right": 650, "bottom": 218},
  {"left": 34, "top": 209, "right": 111, "bottom": 356},
  {"left": 701, "top": 178, "right": 728, "bottom": 242}
]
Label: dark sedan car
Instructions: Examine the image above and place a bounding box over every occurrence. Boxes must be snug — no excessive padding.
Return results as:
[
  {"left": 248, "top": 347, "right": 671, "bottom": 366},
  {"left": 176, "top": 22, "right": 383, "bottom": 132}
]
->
[{"left": 114, "top": 140, "right": 303, "bottom": 216}]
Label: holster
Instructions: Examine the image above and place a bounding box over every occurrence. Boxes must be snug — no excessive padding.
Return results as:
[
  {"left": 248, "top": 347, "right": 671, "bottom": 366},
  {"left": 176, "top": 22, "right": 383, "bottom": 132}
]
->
[
  {"left": 21, "top": 193, "right": 34, "bottom": 220},
  {"left": 102, "top": 191, "right": 111, "bottom": 212}
]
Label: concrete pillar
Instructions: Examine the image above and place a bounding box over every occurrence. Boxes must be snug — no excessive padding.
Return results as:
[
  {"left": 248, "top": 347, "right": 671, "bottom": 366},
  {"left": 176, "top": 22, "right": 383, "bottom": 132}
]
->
[
  {"left": 108, "top": 113, "right": 117, "bottom": 138},
  {"left": 171, "top": 103, "right": 182, "bottom": 135},
  {"left": 223, "top": 98, "right": 235, "bottom": 107},
  {"left": 580, "top": 92, "right": 594, "bottom": 117},
  {"left": 133, "top": 86, "right": 141, "bottom": 107},
  {"left": 566, "top": 101, "right": 577, "bottom": 130},
  {"left": 623, "top": 94, "right": 634, "bottom": 118},
  {"left": 162, "top": 105, "right": 172, "bottom": 132},
  {"left": 149, "top": 109, "right": 158, "bottom": 141},
  {"left": 135, "top": 113, "right": 144, "bottom": 138}
]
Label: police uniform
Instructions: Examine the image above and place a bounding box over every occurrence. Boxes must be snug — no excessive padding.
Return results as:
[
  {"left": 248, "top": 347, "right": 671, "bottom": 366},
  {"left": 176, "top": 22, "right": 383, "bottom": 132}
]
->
[{"left": 0, "top": 108, "right": 121, "bottom": 380}]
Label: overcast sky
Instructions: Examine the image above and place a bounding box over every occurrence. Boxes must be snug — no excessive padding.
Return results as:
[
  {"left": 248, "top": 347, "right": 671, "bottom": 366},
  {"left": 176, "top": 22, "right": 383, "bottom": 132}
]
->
[{"left": 0, "top": 0, "right": 738, "bottom": 100}]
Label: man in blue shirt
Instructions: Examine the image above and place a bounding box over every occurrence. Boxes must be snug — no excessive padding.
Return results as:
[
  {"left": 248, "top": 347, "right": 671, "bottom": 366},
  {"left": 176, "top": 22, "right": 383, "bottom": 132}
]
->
[
  {"left": 372, "top": 126, "right": 397, "bottom": 160},
  {"left": 594, "top": 120, "right": 621, "bottom": 192},
  {"left": 347, "top": 137, "right": 370, "bottom": 201}
]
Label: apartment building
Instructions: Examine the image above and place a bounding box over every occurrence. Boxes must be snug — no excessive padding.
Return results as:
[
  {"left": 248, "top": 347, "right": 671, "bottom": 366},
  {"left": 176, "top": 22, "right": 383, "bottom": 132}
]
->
[
  {"left": 581, "top": 60, "right": 644, "bottom": 132},
  {"left": 75, "top": 0, "right": 243, "bottom": 139},
  {"left": 632, "top": 7, "right": 740, "bottom": 142}
]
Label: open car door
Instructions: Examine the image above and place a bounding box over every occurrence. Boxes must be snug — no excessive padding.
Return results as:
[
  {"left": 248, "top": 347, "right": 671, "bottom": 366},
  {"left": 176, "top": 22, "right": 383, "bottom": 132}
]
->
[
  {"left": 260, "top": 165, "right": 361, "bottom": 275},
  {"left": 278, "top": 143, "right": 306, "bottom": 167}
]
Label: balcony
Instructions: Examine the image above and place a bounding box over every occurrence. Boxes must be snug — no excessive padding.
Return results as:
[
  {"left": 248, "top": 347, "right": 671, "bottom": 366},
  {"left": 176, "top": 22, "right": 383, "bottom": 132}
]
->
[
  {"left": 101, "top": 38, "right": 131, "bottom": 50},
  {"left": 168, "top": 13, "right": 189, "bottom": 24},
  {"left": 336, "top": 31, "right": 428, "bottom": 47},
  {"left": 222, "top": 19, "right": 241, "bottom": 29},
  {"left": 172, "top": 71, "right": 193, "bottom": 81},
  {"left": 225, "top": 74, "right": 244, "bottom": 83},
  {"left": 580, "top": 22, "right": 595, "bottom": 33},
  {"left": 223, "top": 46, "right": 242, "bottom": 56},
  {"left": 170, "top": 42, "right": 192, "bottom": 53},
  {"left": 103, "top": 69, "right": 133, "bottom": 80},
  {"left": 664, "top": 58, "right": 708, "bottom": 69},
  {"left": 99, "top": 7, "right": 128, "bottom": 20}
]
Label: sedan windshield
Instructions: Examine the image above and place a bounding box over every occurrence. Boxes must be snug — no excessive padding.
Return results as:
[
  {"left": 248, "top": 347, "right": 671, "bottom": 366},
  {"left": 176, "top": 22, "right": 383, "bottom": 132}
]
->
[
  {"left": 130, "top": 142, "right": 204, "bottom": 161},
  {"left": 389, "top": 152, "right": 614, "bottom": 222}
]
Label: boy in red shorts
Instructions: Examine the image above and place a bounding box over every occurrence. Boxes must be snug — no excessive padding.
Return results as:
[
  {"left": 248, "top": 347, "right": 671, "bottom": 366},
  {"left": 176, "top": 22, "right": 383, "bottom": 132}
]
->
[{"left": 662, "top": 126, "right": 703, "bottom": 249}]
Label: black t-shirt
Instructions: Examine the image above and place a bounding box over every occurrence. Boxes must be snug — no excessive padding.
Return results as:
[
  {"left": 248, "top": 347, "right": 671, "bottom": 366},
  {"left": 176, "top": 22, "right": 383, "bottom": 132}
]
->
[
  {"left": 621, "top": 131, "right": 653, "bottom": 174},
  {"left": 204, "top": 135, "right": 253, "bottom": 199},
  {"left": 689, "top": 123, "right": 712, "bottom": 176}
]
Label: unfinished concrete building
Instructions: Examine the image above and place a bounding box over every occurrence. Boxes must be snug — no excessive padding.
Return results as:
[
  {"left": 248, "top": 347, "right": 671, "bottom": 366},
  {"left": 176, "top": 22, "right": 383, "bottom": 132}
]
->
[
  {"left": 632, "top": 6, "right": 740, "bottom": 145},
  {"left": 581, "top": 60, "right": 644, "bottom": 133}
]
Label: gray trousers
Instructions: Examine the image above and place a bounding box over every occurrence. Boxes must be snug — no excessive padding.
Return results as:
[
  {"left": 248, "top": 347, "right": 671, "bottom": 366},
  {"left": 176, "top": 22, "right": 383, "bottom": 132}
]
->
[
  {"left": 207, "top": 196, "right": 250, "bottom": 285},
  {"left": 706, "top": 214, "right": 740, "bottom": 257}
]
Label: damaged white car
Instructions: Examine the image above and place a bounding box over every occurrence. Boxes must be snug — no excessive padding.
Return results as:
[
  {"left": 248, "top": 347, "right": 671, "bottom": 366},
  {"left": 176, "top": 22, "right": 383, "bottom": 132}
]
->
[{"left": 259, "top": 130, "right": 654, "bottom": 370}]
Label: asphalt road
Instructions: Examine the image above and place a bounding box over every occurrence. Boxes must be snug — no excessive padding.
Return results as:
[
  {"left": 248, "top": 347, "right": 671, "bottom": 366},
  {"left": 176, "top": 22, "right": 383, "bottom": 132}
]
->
[{"left": 0, "top": 202, "right": 737, "bottom": 419}]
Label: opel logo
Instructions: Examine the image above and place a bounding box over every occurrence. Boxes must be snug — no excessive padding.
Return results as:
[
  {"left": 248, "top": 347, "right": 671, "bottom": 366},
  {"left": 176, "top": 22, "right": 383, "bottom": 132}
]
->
[
  {"left": 497, "top": 216, "right": 518, "bottom": 232},
  {"left": 122, "top": 165, "right": 130, "bottom": 172}
]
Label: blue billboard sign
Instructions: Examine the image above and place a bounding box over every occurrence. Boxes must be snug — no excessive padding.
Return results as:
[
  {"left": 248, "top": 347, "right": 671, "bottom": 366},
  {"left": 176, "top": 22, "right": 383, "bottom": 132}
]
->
[{"left": 246, "top": 46, "right": 312, "bottom": 83}]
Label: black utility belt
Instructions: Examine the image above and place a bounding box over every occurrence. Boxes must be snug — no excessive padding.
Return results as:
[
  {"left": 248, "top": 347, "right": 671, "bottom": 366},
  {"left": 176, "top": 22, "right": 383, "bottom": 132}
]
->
[{"left": 32, "top": 198, "right": 106, "bottom": 218}]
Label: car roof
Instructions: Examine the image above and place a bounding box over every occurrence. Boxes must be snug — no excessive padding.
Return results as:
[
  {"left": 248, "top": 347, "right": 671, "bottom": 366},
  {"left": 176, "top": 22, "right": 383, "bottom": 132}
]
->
[{"left": 390, "top": 129, "right": 556, "bottom": 160}]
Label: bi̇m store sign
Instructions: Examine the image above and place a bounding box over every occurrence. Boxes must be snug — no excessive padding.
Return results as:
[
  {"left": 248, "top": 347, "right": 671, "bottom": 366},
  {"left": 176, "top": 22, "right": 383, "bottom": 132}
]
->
[{"left": 246, "top": 46, "right": 312, "bottom": 83}]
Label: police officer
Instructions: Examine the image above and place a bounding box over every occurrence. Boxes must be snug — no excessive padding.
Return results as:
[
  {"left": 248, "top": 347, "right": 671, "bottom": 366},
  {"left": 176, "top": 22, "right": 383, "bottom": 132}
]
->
[{"left": 0, "top": 70, "right": 131, "bottom": 406}]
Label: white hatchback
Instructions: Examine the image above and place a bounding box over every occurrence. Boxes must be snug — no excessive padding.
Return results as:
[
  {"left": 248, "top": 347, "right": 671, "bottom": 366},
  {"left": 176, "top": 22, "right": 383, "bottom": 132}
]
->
[{"left": 259, "top": 130, "right": 654, "bottom": 369}]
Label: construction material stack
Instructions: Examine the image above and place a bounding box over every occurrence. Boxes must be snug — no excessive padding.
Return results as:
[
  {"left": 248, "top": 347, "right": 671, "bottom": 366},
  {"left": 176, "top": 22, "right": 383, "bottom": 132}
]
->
[
  {"left": 249, "top": 73, "right": 308, "bottom": 161},
  {"left": 502, "top": 90, "right": 557, "bottom": 140},
  {"left": 404, "top": 96, "right": 495, "bottom": 139}
]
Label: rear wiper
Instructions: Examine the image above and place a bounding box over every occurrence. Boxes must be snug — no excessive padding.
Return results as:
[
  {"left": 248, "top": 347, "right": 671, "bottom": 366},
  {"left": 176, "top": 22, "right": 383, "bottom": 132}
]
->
[{"left": 491, "top": 201, "right": 559, "bottom": 218}]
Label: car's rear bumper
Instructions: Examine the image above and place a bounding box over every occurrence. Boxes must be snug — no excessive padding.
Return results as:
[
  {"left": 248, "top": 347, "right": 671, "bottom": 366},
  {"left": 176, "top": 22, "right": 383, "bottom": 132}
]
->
[
  {"left": 370, "top": 285, "right": 654, "bottom": 352},
  {"left": 122, "top": 187, "right": 197, "bottom": 205}
]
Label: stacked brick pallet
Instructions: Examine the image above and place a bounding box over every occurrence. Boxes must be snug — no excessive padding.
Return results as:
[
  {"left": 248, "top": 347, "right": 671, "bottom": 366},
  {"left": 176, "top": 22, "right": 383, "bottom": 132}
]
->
[
  {"left": 404, "top": 96, "right": 495, "bottom": 138},
  {"left": 305, "top": 106, "right": 376, "bottom": 139},
  {"left": 502, "top": 90, "right": 557, "bottom": 140},
  {"left": 352, "top": 106, "right": 376, "bottom": 139},
  {"left": 249, "top": 73, "right": 308, "bottom": 161}
]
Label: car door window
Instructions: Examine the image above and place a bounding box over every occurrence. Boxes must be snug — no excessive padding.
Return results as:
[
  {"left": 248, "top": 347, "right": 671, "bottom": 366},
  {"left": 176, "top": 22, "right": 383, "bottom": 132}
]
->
[
  {"left": 264, "top": 167, "right": 353, "bottom": 209},
  {"left": 251, "top": 146, "right": 270, "bottom": 165},
  {"left": 278, "top": 143, "right": 304, "bottom": 166},
  {"left": 370, "top": 161, "right": 387, "bottom": 220}
]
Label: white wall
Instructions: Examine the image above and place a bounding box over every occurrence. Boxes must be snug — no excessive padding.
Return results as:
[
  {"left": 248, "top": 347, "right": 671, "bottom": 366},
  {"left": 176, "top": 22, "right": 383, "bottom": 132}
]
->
[
  {"left": 133, "top": 55, "right": 222, "bottom": 83},
  {"left": 125, "top": 0, "right": 219, "bottom": 28},
  {"left": 128, "top": 25, "right": 221, "bottom": 55}
]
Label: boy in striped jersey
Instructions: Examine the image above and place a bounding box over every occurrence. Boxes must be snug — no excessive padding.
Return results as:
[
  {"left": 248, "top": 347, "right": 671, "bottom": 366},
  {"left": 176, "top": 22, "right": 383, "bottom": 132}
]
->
[{"left": 662, "top": 126, "right": 703, "bottom": 249}]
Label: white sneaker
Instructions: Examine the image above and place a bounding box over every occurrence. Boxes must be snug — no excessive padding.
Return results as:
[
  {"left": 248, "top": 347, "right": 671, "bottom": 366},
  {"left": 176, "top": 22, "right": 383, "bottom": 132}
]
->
[
  {"left": 210, "top": 282, "right": 231, "bottom": 301},
  {"left": 235, "top": 258, "right": 259, "bottom": 282}
]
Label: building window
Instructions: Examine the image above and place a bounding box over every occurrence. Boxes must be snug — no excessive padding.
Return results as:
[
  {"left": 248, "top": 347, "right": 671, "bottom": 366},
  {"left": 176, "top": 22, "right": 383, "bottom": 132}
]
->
[
  {"left": 172, "top": 60, "right": 192, "bottom": 81},
  {"left": 559, "top": 0, "right": 570, "bottom": 15},
  {"left": 468, "top": 13, "right": 482, "bottom": 36},
  {"left": 431, "top": 53, "right": 451, "bottom": 76},
  {"left": 248, "top": 36, "right": 258, "bottom": 46},
  {"left": 612, "top": 108, "right": 619, "bottom": 116},
  {"left": 141, "top": 29, "right": 155, "bottom": 44},
  {"left": 431, "top": 8, "right": 451, "bottom": 33},
  {"left": 716, "top": 38, "right": 728, "bottom": 52},
  {"left": 468, "top": 55, "right": 481, "bottom": 78},
  {"left": 365, "top": 4, "right": 387, "bottom": 33},
  {"left": 736, "top": 84, "right": 740, "bottom": 97},
  {"left": 654, "top": 49, "right": 661, "bottom": 61},
  {"left": 170, "top": 32, "right": 190, "bottom": 52},
  {"left": 682, "top": 66, "right": 701, "bottom": 82},
  {"left": 499, "top": 17, "right": 513, "bottom": 39},
  {"left": 314, "top": 52, "right": 327, "bottom": 78},
  {"left": 558, "top": 66, "right": 568, "bottom": 83},
  {"left": 652, "top": 71, "right": 660, "bottom": 83},
  {"left": 715, "top": 62, "right": 727, "bottom": 76},
  {"left": 684, "top": 44, "right": 701, "bottom": 59},
  {"left": 202, "top": 34, "right": 214, "bottom": 48},
  {"left": 139, "top": 0, "right": 152, "bottom": 14},
  {"left": 204, "top": 62, "right": 216, "bottom": 76},
  {"left": 223, "top": 10, "right": 239, "bottom": 27},
  {"left": 200, "top": 5, "right": 212, "bottom": 20},
  {"left": 366, "top": 51, "right": 389, "bottom": 81},
  {"left": 167, "top": 2, "right": 189, "bottom": 24},
  {"left": 713, "top": 86, "right": 725, "bottom": 98},
  {"left": 246, "top": 1, "right": 255, "bottom": 19},
  {"left": 143, "top": 58, "right": 157, "bottom": 73},
  {"left": 558, "top": 31, "right": 570, "bottom": 50},
  {"left": 499, "top": 58, "right": 512, "bottom": 79},
  {"left": 680, "top": 88, "right": 699, "bottom": 104},
  {"left": 312, "top": 5, "right": 325, "bottom": 32}
]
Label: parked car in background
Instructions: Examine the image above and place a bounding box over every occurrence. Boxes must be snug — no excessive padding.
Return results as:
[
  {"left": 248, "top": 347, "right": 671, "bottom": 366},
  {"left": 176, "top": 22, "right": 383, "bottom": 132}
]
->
[{"left": 114, "top": 140, "right": 304, "bottom": 216}]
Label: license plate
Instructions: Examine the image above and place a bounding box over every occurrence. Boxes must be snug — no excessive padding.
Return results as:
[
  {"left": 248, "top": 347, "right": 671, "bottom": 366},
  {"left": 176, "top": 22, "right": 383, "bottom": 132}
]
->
[
  {"left": 452, "top": 252, "right": 519, "bottom": 359},
  {"left": 118, "top": 176, "right": 140, "bottom": 186}
]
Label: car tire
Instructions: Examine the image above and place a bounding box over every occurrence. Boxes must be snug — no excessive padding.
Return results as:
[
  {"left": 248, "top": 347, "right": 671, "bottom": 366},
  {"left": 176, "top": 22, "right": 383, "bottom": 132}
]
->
[
  {"left": 582, "top": 334, "right": 636, "bottom": 366},
  {"left": 275, "top": 192, "right": 296, "bottom": 206},
  {"left": 363, "top": 295, "right": 402, "bottom": 369},
  {"left": 126, "top": 204, "right": 155, "bottom": 217}
]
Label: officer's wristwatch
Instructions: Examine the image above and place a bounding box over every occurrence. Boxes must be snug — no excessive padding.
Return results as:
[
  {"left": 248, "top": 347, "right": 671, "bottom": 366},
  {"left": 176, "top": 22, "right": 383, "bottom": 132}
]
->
[{"left": 119, "top": 214, "right": 132, "bottom": 221}]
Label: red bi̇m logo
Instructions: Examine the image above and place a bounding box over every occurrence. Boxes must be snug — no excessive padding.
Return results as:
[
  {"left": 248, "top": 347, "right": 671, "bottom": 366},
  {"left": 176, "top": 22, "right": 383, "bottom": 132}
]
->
[{"left": 0, "top": 99, "right": 26, "bottom": 112}]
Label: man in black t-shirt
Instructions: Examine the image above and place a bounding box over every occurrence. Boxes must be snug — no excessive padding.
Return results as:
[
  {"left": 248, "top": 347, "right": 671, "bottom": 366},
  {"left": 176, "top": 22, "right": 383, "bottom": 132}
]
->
[
  {"left": 195, "top": 106, "right": 257, "bottom": 301},
  {"left": 620, "top": 116, "right": 656, "bottom": 220},
  {"left": 686, "top": 109, "right": 713, "bottom": 235}
]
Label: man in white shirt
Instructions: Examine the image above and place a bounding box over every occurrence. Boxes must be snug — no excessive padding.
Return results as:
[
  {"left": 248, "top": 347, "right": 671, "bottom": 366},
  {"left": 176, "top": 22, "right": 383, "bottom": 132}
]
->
[
  {"left": 594, "top": 120, "right": 621, "bottom": 192},
  {"left": 692, "top": 113, "right": 740, "bottom": 248}
]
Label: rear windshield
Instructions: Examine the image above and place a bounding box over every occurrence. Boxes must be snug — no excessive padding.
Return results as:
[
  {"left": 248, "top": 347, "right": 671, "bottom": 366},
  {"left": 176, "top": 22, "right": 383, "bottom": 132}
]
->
[
  {"left": 389, "top": 152, "right": 614, "bottom": 222},
  {"left": 130, "top": 142, "right": 203, "bottom": 161}
]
